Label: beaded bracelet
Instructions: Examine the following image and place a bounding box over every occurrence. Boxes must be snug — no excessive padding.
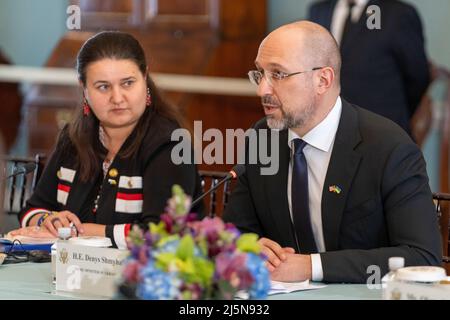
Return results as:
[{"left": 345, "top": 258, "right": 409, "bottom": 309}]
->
[{"left": 36, "top": 212, "right": 52, "bottom": 227}]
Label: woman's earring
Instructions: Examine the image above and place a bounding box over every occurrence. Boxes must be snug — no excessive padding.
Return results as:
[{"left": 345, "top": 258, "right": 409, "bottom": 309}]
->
[
  {"left": 146, "top": 87, "right": 152, "bottom": 107},
  {"left": 83, "top": 98, "right": 90, "bottom": 116}
]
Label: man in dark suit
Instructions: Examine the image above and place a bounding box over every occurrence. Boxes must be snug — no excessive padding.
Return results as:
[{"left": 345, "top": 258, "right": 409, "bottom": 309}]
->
[
  {"left": 223, "top": 21, "right": 441, "bottom": 283},
  {"left": 308, "top": 0, "right": 430, "bottom": 135}
]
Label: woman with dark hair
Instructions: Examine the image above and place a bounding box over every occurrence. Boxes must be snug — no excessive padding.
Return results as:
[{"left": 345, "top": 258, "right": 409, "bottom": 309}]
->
[{"left": 12, "top": 31, "right": 203, "bottom": 249}]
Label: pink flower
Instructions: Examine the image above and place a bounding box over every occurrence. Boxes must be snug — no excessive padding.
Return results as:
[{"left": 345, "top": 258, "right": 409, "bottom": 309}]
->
[
  {"left": 215, "top": 252, "right": 254, "bottom": 290},
  {"left": 123, "top": 261, "right": 141, "bottom": 283}
]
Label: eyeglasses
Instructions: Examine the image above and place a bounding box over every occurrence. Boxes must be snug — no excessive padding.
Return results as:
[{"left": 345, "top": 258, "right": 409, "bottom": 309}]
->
[{"left": 247, "top": 67, "right": 325, "bottom": 86}]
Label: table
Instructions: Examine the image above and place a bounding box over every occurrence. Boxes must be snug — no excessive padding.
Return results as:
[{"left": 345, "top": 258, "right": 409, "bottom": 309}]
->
[
  {"left": 0, "top": 262, "right": 73, "bottom": 299},
  {"left": 0, "top": 262, "right": 382, "bottom": 300}
]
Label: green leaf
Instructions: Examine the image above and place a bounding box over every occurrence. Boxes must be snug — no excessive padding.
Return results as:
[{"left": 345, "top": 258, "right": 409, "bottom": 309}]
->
[
  {"left": 189, "top": 258, "right": 214, "bottom": 287},
  {"left": 157, "top": 234, "right": 180, "bottom": 248},
  {"left": 127, "top": 229, "right": 144, "bottom": 246},
  {"left": 236, "top": 233, "right": 261, "bottom": 254},
  {"left": 155, "top": 252, "right": 177, "bottom": 271},
  {"left": 181, "top": 290, "right": 192, "bottom": 300},
  {"left": 216, "top": 280, "right": 238, "bottom": 300},
  {"left": 149, "top": 221, "right": 169, "bottom": 238},
  {"left": 172, "top": 185, "right": 188, "bottom": 216},
  {"left": 176, "top": 235, "right": 195, "bottom": 260},
  {"left": 219, "top": 230, "right": 235, "bottom": 244},
  {"left": 197, "top": 237, "right": 208, "bottom": 257},
  {"left": 176, "top": 257, "right": 195, "bottom": 274}
]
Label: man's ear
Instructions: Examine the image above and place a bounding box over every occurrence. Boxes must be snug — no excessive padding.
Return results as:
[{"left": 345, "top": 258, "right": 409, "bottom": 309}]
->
[{"left": 317, "top": 67, "right": 335, "bottom": 94}]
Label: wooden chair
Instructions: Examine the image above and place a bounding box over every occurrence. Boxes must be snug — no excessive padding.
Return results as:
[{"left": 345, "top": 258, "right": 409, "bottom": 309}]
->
[
  {"left": 411, "top": 65, "right": 450, "bottom": 147},
  {"left": 435, "top": 67, "right": 450, "bottom": 273},
  {"left": 433, "top": 192, "right": 450, "bottom": 273},
  {"left": 412, "top": 66, "right": 450, "bottom": 273},
  {"left": 3, "top": 154, "right": 45, "bottom": 215},
  {"left": 0, "top": 50, "right": 22, "bottom": 151},
  {"left": 198, "top": 170, "right": 234, "bottom": 218}
]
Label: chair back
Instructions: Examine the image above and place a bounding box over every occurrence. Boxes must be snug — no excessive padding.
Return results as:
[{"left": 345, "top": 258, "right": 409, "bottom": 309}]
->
[
  {"left": 439, "top": 68, "right": 450, "bottom": 194},
  {"left": 3, "top": 154, "right": 45, "bottom": 215},
  {"left": 433, "top": 192, "right": 450, "bottom": 273},
  {"left": 198, "top": 170, "right": 234, "bottom": 217}
]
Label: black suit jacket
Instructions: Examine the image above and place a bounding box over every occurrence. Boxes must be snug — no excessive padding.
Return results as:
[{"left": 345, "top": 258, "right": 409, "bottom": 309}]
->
[
  {"left": 309, "top": 0, "right": 430, "bottom": 134},
  {"left": 223, "top": 99, "right": 441, "bottom": 283}
]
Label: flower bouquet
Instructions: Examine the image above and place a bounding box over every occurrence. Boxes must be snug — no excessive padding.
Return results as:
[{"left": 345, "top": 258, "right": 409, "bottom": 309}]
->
[{"left": 120, "top": 185, "right": 270, "bottom": 300}]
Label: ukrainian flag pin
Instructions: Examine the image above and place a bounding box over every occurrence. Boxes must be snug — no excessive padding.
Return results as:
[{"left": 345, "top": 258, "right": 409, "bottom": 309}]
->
[
  {"left": 109, "top": 168, "right": 118, "bottom": 178},
  {"left": 329, "top": 185, "right": 342, "bottom": 194}
]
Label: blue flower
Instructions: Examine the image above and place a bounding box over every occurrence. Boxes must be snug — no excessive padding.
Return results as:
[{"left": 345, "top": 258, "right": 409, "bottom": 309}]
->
[
  {"left": 137, "top": 260, "right": 181, "bottom": 300},
  {"left": 246, "top": 253, "right": 270, "bottom": 299}
]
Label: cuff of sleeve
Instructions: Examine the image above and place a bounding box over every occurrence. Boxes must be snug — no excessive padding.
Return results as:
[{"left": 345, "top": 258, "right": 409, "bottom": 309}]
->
[
  {"left": 311, "top": 253, "right": 324, "bottom": 282},
  {"left": 106, "top": 224, "right": 131, "bottom": 250},
  {"left": 20, "top": 208, "right": 51, "bottom": 228}
]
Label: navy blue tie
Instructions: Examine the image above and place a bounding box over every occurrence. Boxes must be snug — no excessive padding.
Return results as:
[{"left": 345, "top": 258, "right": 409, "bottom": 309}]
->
[{"left": 292, "top": 139, "right": 317, "bottom": 254}]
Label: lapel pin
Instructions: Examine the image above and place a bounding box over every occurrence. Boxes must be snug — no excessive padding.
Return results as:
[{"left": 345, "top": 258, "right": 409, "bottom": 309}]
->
[
  {"left": 108, "top": 179, "right": 117, "bottom": 186},
  {"left": 109, "top": 168, "right": 118, "bottom": 178},
  {"left": 329, "top": 185, "right": 342, "bottom": 194}
]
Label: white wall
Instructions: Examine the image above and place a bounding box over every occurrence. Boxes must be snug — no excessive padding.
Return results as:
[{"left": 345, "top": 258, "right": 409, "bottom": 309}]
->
[{"left": 0, "top": 0, "right": 68, "bottom": 66}]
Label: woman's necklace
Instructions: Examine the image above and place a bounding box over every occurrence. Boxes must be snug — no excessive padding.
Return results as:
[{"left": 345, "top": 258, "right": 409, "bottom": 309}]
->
[
  {"left": 99, "top": 125, "right": 115, "bottom": 177},
  {"left": 94, "top": 125, "right": 115, "bottom": 214}
]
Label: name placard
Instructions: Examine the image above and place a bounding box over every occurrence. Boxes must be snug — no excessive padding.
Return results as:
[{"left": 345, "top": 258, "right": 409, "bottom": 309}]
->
[
  {"left": 384, "top": 280, "right": 450, "bottom": 300},
  {"left": 55, "top": 241, "right": 129, "bottom": 298}
]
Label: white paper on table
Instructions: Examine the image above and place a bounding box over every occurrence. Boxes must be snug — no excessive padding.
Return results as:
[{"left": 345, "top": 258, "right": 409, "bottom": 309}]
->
[
  {"left": 235, "top": 280, "right": 326, "bottom": 299},
  {"left": 1, "top": 234, "right": 57, "bottom": 244},
  {"left": 269, "top": 280, "right": 326, "bottom": 295}
]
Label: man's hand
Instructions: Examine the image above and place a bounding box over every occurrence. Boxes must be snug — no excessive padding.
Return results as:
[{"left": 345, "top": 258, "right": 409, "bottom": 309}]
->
[
  {"left": 258, "top": 237, "right": 296, "bottom": 271},
  {"left": 270, "top": 254, "right": 312, "bottom": 282}
]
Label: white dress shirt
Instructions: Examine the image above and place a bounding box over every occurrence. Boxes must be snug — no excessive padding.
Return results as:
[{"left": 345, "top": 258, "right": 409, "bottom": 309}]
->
[
  {"left": 287, "top": 97, "right": 342, "bottom": 281},
  {"left": 331, "top": 0, "right": 369, "bottom": 44}
]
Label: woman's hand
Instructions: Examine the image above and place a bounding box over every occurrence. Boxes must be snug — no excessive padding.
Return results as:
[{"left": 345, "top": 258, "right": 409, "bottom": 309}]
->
[
  {"left": 9, "top": 225, "right": 55, "bottom": 238},
  {"left": 40, "top": 211, "right": 84, "bottom": 237}
]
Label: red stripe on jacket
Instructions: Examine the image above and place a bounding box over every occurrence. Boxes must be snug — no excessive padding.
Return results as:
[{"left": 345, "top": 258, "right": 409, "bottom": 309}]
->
[
  {"left": 124, "top": 223, "right": 131, "bottom": 238},
  {"left": 116, "top": 193, "right": 143, "bottom": 201},
  {"left": 57, "top": 183, "right": 71, "bottom": 192}
]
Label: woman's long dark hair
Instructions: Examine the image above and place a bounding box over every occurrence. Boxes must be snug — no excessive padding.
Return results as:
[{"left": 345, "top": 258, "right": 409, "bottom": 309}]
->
[{"left": 65, "top": 31, "right": 181, "bottom": 182}]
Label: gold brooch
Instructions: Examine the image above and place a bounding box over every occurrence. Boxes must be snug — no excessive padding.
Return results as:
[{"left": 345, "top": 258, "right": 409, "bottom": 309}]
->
[{"left": 109, "top": 168, "right": 118, "bottom": 178}]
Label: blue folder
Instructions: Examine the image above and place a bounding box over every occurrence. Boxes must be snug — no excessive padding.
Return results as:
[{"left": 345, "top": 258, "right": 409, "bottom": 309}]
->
[{"left": 0, "top": 239, "right": 53, "bottom": 253}]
